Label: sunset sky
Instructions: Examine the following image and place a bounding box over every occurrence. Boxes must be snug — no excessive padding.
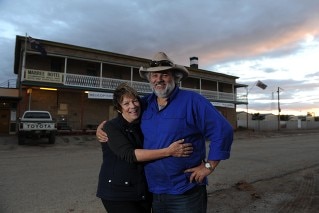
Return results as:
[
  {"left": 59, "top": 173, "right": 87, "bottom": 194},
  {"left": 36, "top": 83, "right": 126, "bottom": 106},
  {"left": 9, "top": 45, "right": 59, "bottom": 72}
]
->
[{"left": 1, "top": 0, "right": 318, "bottom": 116}]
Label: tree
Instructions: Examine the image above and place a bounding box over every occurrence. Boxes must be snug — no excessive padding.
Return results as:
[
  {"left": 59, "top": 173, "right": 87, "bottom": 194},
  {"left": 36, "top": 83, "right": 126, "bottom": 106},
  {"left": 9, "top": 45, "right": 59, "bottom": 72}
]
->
[
  {"left": 252, "top": 113, "right": 265, "bottom": 120},
  {"left": 280, "top": 115, "right": 289, "bottom": 121},
  {"left": 307, "top": 112, "right": 313, "bottom": 117}
]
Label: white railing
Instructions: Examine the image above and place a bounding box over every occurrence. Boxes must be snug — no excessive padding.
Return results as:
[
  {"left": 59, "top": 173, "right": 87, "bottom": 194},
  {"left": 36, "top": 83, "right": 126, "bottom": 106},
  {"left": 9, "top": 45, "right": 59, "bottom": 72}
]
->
[
  {"left": 64, "top": 73, "right": 152, "bottom": 93},
  {"left": 64, "top": 73, "right": 241, "bottom": 102},
  {"left": 65, "top": 74, "right": 100, "bottom": 88},
  {"left": 23, "top": 70, "right": 247, "bottom": 102},
  {"left": 130, "top": 81, "right": 152, "bottom": 93}
]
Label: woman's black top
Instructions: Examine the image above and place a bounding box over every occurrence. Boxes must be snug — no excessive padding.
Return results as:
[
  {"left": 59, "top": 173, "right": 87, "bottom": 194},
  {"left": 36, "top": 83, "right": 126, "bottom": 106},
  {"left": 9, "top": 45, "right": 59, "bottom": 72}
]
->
[{"left": 96, "top": 114, "right": 151, "bottom": 201}]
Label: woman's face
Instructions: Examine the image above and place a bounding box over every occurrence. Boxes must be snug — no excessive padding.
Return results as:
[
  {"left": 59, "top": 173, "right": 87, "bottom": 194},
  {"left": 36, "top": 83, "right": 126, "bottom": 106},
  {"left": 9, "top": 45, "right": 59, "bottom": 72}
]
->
[{"left": 119, "top": 95, "right": 141, "bottom": 123}]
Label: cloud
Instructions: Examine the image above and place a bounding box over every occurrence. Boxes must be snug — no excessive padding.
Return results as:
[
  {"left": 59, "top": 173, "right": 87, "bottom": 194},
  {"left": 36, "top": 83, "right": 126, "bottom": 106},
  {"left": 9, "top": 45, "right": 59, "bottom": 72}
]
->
[
  {"left": 1, "top": 0, "right": 319, "bottom": 115},
  {"left": 305, "top": 72, "right": 319, "bottom": 79}
]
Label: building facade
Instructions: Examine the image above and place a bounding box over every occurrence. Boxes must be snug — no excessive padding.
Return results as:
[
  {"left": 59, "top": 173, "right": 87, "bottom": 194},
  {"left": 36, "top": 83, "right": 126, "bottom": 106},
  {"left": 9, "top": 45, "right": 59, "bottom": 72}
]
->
[
  {"left": 6, "top": 35, "right": 248, "bottom": 133},
  {"left": 0, "top": 87, "right": 20, "bottom": 134}
]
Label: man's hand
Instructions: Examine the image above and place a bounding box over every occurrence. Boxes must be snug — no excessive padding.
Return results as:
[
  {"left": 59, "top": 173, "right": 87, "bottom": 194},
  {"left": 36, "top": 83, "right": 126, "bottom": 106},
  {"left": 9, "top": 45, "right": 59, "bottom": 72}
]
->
[
  {"left": 96, "top": 120, "right": 108, "bottom": 142},
  {"left": 184, "top": 161, "right": 220, "bottom": 183},
  {"left": 184, "top": 162, "right": 212, "bottom": 183}
]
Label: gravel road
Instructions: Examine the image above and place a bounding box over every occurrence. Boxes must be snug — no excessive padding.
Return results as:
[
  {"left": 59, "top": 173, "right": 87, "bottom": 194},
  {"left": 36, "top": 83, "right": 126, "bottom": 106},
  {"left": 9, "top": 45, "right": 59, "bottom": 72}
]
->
[{"left": 0, "top": 129, "right": 318, "bottom": 213}]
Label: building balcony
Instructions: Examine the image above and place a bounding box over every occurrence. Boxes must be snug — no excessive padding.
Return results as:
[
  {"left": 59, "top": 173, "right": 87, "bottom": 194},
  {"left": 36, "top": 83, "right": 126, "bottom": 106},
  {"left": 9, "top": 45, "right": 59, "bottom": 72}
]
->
[{"left": 22, "top": 69, "right": 248, "bottom": 104}]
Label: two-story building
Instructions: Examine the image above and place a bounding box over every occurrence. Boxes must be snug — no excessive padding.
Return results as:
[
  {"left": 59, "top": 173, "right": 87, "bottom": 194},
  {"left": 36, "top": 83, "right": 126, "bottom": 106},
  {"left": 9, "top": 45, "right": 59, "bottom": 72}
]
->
[{"left": 6, "top": 35, "right": 248, "bottom": 133}]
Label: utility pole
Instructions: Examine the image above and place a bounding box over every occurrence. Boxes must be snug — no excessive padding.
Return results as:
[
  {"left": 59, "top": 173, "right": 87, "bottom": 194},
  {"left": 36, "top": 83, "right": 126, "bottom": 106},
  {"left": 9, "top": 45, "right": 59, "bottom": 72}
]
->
[
  {"left": 245, "top": 86, "right": 249, "bottom": 129},
  {"left": 277, "top": 87, "right": 281, "bottom": 131},
  {"left": 246, "top": 102, "right": 249, "bottom": 129}
]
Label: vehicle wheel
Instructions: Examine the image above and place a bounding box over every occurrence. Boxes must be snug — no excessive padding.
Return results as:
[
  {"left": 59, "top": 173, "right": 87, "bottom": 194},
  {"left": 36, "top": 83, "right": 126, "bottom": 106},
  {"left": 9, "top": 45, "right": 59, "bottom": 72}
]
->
[
  {"left": 48, "top": 132, "right": 56, "bottom": 144},
  {"left": 18, "top": 135, "right": 25, "bottom": 145}
]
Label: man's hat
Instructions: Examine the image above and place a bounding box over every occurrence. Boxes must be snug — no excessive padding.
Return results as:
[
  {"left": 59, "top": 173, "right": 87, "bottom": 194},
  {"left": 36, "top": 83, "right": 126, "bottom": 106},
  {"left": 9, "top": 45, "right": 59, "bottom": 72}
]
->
[{"left": 139, "top": 52, "right": 189, "bottom": 81}]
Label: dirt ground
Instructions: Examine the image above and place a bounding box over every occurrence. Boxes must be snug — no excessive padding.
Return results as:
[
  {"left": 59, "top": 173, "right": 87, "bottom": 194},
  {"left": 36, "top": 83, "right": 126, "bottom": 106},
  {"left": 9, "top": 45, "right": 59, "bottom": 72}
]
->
[
  {"left": 207, "top": 129, "right": 319, "bottom": 213},
  {"left": 1, "top": 129, "right": 318, "bottom": 213},
  {"left": 207, "top": 166, "right": 319, "bottom": 212}
]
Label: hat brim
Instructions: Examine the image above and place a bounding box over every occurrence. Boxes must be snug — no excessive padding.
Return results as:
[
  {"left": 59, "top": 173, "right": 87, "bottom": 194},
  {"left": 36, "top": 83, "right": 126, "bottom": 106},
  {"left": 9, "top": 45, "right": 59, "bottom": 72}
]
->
[{"left": 139, "top": 64, "right": 189, "bottom": 80}]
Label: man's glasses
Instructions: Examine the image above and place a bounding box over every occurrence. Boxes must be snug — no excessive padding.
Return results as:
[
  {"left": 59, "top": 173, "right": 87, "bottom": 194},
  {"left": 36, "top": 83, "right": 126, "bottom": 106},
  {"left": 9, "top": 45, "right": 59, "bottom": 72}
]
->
[{"left": 149, "top": 60, "right": 174, "bottom": 67}]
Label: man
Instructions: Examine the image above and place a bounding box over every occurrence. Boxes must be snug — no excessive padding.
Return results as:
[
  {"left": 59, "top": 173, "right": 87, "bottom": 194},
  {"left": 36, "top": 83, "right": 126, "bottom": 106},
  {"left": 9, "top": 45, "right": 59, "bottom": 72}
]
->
[{"left": 97, "top": 52, "right": 233, "bottom": 213}]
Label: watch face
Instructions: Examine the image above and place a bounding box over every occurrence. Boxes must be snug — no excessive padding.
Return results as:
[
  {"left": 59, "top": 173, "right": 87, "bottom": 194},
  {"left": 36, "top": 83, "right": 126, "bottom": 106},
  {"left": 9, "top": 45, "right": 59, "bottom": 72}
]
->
[{"left": 205, "top": 163, "right": 211, "bottom": 169}]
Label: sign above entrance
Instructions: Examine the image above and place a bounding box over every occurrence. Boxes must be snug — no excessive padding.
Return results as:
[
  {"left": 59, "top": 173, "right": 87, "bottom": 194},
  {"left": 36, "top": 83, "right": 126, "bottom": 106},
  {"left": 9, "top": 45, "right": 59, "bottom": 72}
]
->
[
  {"left": 88, "top": 92, "right": 113, "bottom": 99},
  {"left": 211, "top": 102, "right": 235, "bottom": 108}
]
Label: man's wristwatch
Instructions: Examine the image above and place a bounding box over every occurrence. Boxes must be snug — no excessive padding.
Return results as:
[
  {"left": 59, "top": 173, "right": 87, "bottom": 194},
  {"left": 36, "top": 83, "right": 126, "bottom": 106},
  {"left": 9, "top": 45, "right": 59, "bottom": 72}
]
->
[{"left": 204, "top": 162, "right": 214, "bottom": 171}]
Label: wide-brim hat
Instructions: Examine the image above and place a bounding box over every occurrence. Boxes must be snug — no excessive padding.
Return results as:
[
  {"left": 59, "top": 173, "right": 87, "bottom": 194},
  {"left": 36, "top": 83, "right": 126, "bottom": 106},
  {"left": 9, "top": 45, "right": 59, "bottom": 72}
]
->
[{"left": 139, "top": 52, "right": 189, "bottom": 81}]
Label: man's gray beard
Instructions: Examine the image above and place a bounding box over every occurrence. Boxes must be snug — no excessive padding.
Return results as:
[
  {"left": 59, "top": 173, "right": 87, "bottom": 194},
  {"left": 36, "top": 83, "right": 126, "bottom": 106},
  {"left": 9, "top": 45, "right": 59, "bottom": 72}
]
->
[{"left": 150, "top": 81, "right": 175, "bottom": 98}]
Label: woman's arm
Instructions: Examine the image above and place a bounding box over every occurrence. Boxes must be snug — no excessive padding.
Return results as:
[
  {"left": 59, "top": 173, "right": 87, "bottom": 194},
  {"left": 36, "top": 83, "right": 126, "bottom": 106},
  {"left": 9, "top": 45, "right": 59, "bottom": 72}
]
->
[
  {"left": 103, "top": 121, "right": 193, "bottom": 163},
  {"left": 135, "top": 139, "right": 193, "bottom": 162}
]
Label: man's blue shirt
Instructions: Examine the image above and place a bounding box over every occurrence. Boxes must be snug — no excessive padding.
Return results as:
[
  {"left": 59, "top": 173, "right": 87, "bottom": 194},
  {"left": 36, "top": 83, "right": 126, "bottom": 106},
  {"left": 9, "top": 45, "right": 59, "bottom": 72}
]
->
[{"left": 141, "top": 87, "right": 233, "bottom": 194}]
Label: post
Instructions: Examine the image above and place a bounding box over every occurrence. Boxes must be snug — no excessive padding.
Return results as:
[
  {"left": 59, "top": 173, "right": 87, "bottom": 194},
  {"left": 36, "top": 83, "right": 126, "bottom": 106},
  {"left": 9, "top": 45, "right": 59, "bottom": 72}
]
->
[
  {"left": 27, "top": 88, "right": 32, "bottom": 110},
  {"left": 21, "top": 33, "right": 28, "bottom": 82},
  {"left": 277, "top": 87, "right": 281, "bottom": 131},
  {"left": 245, "top": 86, "right": 250, "bottom": 129},
  {"left": 80, "top": 92, "right": 84, "bottom": 130},
  {"left": 246, "top": 103, "right": 249, "bottom": 129}
]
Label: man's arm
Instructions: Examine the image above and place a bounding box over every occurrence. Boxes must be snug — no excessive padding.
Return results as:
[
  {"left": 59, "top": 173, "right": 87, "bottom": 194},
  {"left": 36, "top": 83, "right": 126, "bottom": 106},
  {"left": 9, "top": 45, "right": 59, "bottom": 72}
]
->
[
  {"left": 184, "top": 95, "right": 233, "bottom": 183},
  {"left": 96, "top": 120, "right": 108, "bottom": 142}
]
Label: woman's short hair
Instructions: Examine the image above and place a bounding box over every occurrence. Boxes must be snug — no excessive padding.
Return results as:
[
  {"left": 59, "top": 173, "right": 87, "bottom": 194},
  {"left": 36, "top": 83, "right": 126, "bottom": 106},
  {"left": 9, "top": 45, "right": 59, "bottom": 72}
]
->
[{"left": 113, "top": 83, "right": 139, "bottom": 112}]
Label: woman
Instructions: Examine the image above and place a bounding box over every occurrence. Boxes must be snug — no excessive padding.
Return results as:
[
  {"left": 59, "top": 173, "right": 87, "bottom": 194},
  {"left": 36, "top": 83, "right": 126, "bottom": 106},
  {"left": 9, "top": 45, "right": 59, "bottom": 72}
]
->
[{"left": 96, "top": 83, "right": 192, "bottom": 213}]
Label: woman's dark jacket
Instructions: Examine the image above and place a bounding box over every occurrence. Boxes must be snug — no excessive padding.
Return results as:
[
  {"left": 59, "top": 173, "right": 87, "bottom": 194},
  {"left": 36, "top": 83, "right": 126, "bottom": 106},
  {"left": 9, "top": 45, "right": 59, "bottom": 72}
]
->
[{"left": 96, "top": 114, "right": 151, "bottom": 201}]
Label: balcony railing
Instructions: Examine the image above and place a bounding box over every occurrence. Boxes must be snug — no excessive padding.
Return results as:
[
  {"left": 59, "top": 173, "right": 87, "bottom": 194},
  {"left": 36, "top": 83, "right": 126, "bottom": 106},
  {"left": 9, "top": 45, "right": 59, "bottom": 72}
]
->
[
  {"left": 23, "top": 69, "right": 247, "bottom": 103},
  {"left": 64, "top": 73, "right": 152, "bottom": 93},
  {"left": 64, "top": 74, "right": 247, "bottom": 103}
]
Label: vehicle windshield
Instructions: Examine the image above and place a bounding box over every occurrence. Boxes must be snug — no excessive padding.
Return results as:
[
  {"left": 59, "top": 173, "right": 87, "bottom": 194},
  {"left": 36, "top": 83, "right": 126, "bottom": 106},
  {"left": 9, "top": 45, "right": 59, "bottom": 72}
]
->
[{"left": 24, "top": 112, "right": 50, "bottom": 119}]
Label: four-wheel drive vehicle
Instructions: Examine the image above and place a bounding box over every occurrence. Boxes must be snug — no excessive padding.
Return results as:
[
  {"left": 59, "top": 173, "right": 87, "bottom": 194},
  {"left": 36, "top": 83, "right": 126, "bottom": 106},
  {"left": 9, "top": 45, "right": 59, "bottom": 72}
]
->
[{"left": 18, "top": 111, "right": 57, "bottom": 145}]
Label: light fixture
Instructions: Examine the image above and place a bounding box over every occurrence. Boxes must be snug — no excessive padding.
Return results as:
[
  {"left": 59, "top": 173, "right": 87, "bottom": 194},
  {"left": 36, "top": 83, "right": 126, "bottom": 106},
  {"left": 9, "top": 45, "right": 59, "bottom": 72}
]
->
[{"left": 40, "top": 87, "right": 57, "bottom": 91}]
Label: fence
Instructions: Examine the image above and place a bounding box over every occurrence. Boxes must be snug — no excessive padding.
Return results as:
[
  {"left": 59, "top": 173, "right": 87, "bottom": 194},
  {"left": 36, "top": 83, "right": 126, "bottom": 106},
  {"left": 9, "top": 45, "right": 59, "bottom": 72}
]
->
[{"left": 237, "top": 119, "right": 319, "bottom": 131}]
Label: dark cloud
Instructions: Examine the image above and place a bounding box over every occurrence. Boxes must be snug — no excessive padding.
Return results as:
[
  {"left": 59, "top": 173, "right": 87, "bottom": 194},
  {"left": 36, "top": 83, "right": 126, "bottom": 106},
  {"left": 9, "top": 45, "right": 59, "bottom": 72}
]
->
[{"left": 1, "top": 0, "right": 319, "bottom": 114}]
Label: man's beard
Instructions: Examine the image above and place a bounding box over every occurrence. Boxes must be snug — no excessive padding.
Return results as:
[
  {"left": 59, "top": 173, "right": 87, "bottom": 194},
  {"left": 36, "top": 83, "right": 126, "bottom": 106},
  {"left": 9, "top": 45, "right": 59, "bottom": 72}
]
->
[{"left": 151, "top": 81, "right": 176, "bottom": 98}]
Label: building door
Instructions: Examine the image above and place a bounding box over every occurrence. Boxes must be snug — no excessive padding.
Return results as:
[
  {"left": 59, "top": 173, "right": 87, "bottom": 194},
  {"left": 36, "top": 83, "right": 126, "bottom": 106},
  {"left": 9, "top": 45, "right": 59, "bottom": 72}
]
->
[{"left": 0, "top": 109, "right": 10, "bottom": 133}]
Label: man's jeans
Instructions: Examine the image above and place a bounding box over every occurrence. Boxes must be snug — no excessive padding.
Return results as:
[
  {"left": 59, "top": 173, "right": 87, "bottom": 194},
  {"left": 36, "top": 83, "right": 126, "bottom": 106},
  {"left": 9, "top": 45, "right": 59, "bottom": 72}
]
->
[{"left": 152, "top": 185, "right": 207, "bottom": 213}]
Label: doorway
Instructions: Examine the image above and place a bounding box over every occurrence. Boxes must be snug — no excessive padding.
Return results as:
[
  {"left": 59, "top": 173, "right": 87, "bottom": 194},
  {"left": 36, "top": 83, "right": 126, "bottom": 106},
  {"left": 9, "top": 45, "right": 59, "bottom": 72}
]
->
[{"left": 0, "top": 109, "right": 10, "bottom": 133}]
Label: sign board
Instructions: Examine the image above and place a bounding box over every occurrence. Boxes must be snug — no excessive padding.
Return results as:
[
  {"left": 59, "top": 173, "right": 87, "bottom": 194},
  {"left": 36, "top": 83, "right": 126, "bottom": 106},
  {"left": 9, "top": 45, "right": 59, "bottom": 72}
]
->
[
  {"left": 25, "top": 69, "right": 63, "bottom": 83},
  {"left": 211, "top": 102, "right": 235, "bottom": 108},
  {"left": 88, "top": 92, "right": 113, "bottom": 99}
]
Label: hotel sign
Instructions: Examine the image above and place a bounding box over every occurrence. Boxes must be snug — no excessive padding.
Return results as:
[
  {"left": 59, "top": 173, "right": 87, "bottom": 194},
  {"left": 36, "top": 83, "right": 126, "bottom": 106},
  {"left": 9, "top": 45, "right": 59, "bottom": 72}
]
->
[{"left": 25, "top": 69, "right": 63, "bottom": 83}]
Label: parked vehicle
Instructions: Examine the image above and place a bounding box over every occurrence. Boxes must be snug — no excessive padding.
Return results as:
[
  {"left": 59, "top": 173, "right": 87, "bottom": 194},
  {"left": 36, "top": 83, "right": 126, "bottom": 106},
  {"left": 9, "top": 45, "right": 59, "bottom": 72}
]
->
[{"left": 18, "top": 111, "right": 57, "bottom": 145}]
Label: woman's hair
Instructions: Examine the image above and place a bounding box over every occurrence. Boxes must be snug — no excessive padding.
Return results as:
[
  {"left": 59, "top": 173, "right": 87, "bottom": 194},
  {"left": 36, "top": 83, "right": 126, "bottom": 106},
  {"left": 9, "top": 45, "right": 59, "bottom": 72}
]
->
[{"left": 113, "top": 83, "right": 139, "bottom": 112}]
